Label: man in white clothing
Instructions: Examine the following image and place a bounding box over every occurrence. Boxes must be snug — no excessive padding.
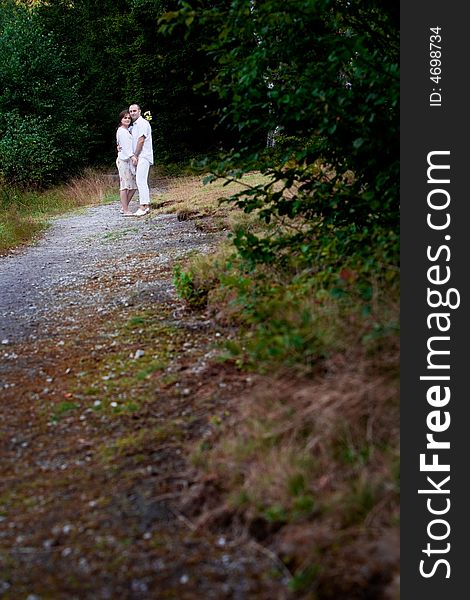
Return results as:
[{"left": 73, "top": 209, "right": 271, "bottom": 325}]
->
[{"left": 129, "top": 103, "right": 154, "bottom": 216}]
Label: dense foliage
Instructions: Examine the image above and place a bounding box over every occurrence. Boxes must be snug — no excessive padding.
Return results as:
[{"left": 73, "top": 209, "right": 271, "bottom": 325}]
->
[
  {"left": 168, "top": 0, "right": 399, "bottom": 369},
  {"left": 2, "top": 0, "right": 398, "bottom": 225},
  {"left": 168, "top": 0, "right": 399, "bottom": 239},
  {"left": 0, "top": 1, "right": 87, "bottom": 186},
  {"left": 0, "top": 0, "right": 238, "bottom": 187},
  {"left": 32, "top": 0, "right": 234, "bottom": 165}
]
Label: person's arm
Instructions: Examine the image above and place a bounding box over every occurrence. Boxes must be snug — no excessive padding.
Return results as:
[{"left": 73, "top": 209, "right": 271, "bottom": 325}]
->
[
  {"left": 134, "top": 135, "right": 145, "bottom": 157},
  {"left": 131, "top": 135, "right": 145, "bottom": 164}
]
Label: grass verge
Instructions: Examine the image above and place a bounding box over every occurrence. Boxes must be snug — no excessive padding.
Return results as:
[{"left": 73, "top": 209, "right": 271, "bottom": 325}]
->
[
  {"left": 0, "top": 168, "right": 117, "bottom": 253},
  {"left": 168, "top": 172, "right": 400, "bottom": 599}
]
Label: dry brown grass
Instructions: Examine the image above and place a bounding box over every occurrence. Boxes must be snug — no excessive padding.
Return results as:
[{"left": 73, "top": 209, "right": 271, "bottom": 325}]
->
[
  {"left": 184, "top": 277, "right": 399, "bottom": 596},
  {"left": 55, "top": 168, "right": 117, "bottom": 207},
  {"left": 153, "top": 172, "right": 271, "bottom": 223},
  {"left": 189, "top": 347, "right": 400, "bottom": 598},
  {"left": 206, "top": 354, "right": 399, "bottom": 508}
]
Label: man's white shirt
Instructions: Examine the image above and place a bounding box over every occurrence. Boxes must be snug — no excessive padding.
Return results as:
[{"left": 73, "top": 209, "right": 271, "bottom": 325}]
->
[{"left": 130, "top": 116, "right": 154, "bottom": 164}]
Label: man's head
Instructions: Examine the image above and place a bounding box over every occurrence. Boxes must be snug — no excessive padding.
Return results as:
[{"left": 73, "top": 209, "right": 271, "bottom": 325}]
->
[{"left": 129, "top": 104, "right": 141, "bottom": 122}]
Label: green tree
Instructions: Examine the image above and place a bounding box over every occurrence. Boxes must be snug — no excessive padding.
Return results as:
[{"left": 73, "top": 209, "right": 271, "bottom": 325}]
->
[
  {"left": 33, "top": 0, "right": 237, "bottom": 166},
  {"left": 0, "top": 0, "right": 88, "bottom": 186},
  {"left": 33, "top": 0, "right": 131, "bottom": 163},
  {"left": 124, "top": 0, "right": 239, "bottom": 163},
  {"left": 165, "top": 0, "right": 399, "bottom": 247}
]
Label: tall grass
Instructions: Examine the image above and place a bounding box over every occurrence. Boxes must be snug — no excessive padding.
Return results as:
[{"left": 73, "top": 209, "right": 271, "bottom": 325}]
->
[{"left": 0, "top": 169, "right": 117, "bottom": 253}]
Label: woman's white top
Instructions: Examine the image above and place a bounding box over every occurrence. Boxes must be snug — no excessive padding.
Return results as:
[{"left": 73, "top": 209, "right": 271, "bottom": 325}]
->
[{"left": 116, "top": 126, "right": 134, "bottom": 160}]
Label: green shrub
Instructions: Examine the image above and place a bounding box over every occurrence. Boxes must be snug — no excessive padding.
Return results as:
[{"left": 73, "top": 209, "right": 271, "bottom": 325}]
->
[
  {"left": 0, "top": 115, "right": 61, "bottom": 187},
  {"left": 172, "top": 250, "right": 228, "bottom": 309},
  {"left": 173, "top": 265, "right": 209, "bottom": 309},
  {"left": 0, "top": 2, "right": 88, "bottom": 187},
  {"left": 168, "top": 0, "right": 399, "bottom": 231}
]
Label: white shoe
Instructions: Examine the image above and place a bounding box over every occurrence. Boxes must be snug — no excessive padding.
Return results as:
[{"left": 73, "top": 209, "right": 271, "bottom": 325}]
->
[{"left": 134, "top": 207, "right": 149, "bottom": 216}]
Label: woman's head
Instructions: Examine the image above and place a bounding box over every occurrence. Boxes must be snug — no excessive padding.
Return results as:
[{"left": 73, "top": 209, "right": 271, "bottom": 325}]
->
[{"left": 118, "top": 110, "right": 131, "bottom": 127}]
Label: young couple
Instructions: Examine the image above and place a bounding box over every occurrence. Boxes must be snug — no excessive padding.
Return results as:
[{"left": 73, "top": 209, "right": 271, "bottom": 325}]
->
[{"left": 116, "top": 103, "right": 153, "bottom": 217}]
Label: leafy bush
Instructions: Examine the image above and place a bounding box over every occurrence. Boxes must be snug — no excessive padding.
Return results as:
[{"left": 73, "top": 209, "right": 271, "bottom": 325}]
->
[
  {"left": 219, "top": 267, "right": 398, "bottom": 371},
  {"left": 173, "top": 217, "right": 399, "bottom": 373},
  {"left": 0, "top": 115, "right": 60, "bottom": 187},
  {"left": 165, "top": 0, "right": 399, "bottom": 258},
  {"left": 0, "top": 2, "right": 88, "bottom": 187},
  {"left": 173, "top": 251, "right": 224, "bottom": 309},
  {"left": 173, "top": 265, "right": 208, "bottom": 308}
]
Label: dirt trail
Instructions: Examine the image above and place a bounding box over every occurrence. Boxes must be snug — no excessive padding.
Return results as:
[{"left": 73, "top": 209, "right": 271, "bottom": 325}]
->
[
  {"left": 0, "top": 199, "right": 213, "bottom": 344},
  {"left": 0, "top": 201, "right": 288, "bottom": 599}
]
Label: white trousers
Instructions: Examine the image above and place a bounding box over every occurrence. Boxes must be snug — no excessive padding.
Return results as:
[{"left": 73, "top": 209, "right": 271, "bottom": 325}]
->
[{"left": 136, "top": 157, "right": 151, "bottom": 205}]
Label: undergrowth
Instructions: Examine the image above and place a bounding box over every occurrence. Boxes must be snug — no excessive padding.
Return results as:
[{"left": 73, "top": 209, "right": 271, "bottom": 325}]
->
[
  {"left": 172, "top": 173, "right": 400, "bottom": 598},
  {"left": 174, "top": 220, "right": 399, "bottom": 373}
]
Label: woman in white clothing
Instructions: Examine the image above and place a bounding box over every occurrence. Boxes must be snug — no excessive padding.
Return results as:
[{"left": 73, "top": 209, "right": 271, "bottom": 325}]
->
[{"left": 116, "top": 110, "right": 137, "bottom": 216}]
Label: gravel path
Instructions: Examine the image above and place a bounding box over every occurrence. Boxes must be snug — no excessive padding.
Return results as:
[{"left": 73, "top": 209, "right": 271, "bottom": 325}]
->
[
  {"left": 0, "top": 201, "right": 218, "bottom": 346},
  {"left": 0, "top": 201, "right": 289, "bottom": 599}
]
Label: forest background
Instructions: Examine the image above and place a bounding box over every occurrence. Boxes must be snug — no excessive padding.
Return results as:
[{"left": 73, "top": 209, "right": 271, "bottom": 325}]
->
[{"left": 0, "top": 0, "right": 399, "bottom": 597}]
